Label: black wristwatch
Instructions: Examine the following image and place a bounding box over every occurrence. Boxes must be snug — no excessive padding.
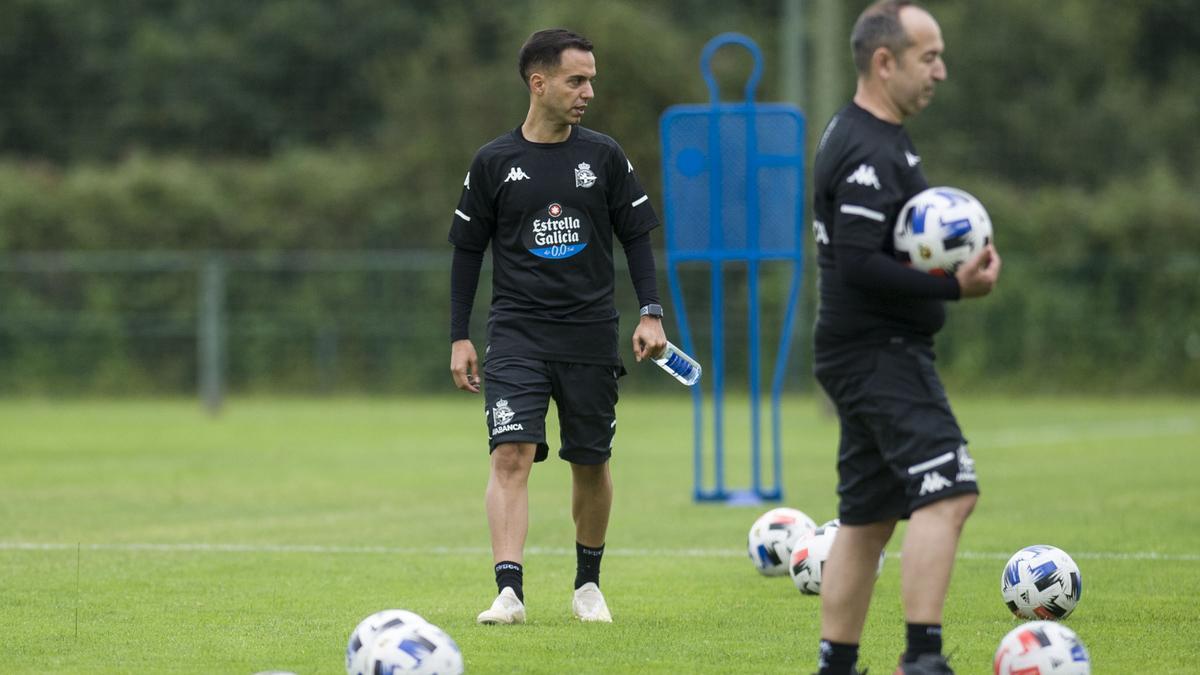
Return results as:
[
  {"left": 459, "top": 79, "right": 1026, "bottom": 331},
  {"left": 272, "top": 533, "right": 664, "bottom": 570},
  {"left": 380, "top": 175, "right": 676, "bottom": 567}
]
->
[{"left": 639, "top": 303, "right": 664, "bottom": 318}]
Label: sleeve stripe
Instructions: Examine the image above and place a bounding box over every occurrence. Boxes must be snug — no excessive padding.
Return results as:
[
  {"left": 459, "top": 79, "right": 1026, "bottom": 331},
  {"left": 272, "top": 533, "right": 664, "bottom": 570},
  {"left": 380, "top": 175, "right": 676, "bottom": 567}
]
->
[
  {"left": 454, "top": 209, "right": 472, "bottom": 222},
  {"left": 839, "top": 204, "right": 885, "bottom": 222},
  {"left": 631, "top": 195, "right": 649, "bottom": 207}
]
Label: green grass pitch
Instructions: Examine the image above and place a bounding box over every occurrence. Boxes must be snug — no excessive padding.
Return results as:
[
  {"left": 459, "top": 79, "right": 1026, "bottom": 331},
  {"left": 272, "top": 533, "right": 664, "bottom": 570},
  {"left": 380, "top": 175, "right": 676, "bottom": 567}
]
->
[{"left": 1, "top": 394, "right": 1198, "bottom": 673}]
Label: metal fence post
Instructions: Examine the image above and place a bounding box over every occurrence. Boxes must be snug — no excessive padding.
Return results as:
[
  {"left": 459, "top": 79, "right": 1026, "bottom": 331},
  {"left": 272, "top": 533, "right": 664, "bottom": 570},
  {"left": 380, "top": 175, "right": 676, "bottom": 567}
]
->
[{"left": 198, "top": 254, "right": 226, "bottom": 415}]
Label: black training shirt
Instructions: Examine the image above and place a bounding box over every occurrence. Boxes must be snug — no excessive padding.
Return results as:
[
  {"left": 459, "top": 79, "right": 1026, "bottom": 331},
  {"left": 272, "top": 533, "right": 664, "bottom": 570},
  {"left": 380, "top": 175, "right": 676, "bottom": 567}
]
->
[
  {"left": 811, "top": 102, "right": 960, "bottom": 372},
  {"left": 449, "top": 125, "right": 659, "bottom": 365}
]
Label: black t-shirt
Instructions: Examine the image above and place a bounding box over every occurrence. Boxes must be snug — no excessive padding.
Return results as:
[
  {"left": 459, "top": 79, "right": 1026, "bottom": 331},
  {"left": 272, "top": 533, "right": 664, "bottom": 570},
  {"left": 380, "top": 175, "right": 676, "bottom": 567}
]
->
[
  {"left": 449, "top": 125, "right": 659, "bottom": 365},
  {"left": 811, "top": 102, "right": 959, "bottom": 373}
]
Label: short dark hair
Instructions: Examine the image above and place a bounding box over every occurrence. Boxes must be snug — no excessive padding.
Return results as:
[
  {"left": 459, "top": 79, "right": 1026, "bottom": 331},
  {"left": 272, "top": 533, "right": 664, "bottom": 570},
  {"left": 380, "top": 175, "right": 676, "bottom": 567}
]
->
[
  {"left": 851, "top": 0, "right": 917, "bottom": 74},
  {"left": 518, "top": 28, "right": 593, "bottom": 87}
]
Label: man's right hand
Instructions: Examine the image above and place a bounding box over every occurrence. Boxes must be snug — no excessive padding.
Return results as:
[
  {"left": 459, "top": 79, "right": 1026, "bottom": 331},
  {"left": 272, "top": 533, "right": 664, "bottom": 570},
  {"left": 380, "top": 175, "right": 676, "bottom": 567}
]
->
[
  {"left": 956, "top": 244, "right": 1002, "bottom": 298},
  {"left": 450, "top": 339, "right": 481, "bottom": 393}
]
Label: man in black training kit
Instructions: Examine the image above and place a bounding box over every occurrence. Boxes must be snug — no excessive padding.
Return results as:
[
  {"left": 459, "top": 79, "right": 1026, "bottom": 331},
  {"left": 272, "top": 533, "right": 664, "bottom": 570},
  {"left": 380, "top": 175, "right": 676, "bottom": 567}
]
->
[
  {"left": 448, "top": 28, "right": 668, "bottom": 625},
  {"left": 810, "top": 2, "right": 1001, "bottom": 674}
]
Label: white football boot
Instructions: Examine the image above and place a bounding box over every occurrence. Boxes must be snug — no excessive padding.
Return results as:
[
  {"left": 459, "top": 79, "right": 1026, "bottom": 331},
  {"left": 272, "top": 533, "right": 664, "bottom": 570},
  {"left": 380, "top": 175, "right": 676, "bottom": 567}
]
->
[
  {"left": 572, "top": 582, "right": 613, "bottom": 623},
  {"left": 476, "top": 587, "right": 526, "bottom": 625}
]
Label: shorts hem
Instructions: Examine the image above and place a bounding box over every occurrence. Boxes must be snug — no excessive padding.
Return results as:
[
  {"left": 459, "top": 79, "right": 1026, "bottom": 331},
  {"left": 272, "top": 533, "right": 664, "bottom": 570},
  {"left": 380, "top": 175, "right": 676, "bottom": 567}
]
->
[
  {"left": 559, "top": 447, "right": 611, "bottom": 465},
  {"left": 838, "top": 509, "right": 906, "bottom": 526},
  {"left": 908, "top": 483, "right": 979, "bottom": 514},
  {"left": 489, "top": 437, "right": 550, "bottom": 463},
  {"left": 839, "top": 483, "right": 979, "bottom": 524}
]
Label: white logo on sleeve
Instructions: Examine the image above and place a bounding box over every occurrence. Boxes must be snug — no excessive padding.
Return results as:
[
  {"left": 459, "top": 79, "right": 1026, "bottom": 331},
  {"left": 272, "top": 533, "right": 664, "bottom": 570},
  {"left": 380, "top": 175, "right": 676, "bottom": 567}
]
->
[
  {"left": 846, "top": 164, "right": 881, "bottom": 189},
  {"left": 627, "top": 158, "right": 634, "bottom": 173},
  {"left": 463, "top": 171, "right": 470, "bottom": 189},
  {"left": 905, "top": 151, "right": 921, "bottom": 167},
  {"left": 504, "top": 167, "right": 531, "bottom": 183},
  {"left": 919, "top": 471, "right": 954, "bottom": 496},
  {"left": 955, "top": 443, "right": 977, "bottom": 482},
  {"left": 812, "top": 219, "right": 830, "bottom": 245}
]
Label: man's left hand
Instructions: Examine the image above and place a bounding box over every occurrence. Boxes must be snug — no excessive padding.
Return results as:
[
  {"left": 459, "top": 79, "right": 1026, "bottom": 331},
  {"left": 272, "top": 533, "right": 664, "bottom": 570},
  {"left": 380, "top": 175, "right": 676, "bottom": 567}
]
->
[{"left": 632, "top": 316, "right": 667, "bottom": 362}]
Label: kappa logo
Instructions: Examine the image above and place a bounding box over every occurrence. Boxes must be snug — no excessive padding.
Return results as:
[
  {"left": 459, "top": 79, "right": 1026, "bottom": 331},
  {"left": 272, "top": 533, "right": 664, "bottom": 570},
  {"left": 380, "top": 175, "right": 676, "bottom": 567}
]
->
[
  {"left": 846, "top": 163, "right": 881, "bottom": 189},
  {"left": 626, "top": 158, "right": 634, "bottom": 173},
  {"left": 504, "top": 167, "right": 531, "bottom": 183},
  {"left": 575, "top": 162, "right": 597, "bottom": 188},
  {"left": 463, "top": 171, "right": 470, "bottom": 189},
  {"left": 905, "top": 151, "right": 922, "bottom": 167},
  {"left": 919, "top": 471, "right": 954, "bottom": 496}
]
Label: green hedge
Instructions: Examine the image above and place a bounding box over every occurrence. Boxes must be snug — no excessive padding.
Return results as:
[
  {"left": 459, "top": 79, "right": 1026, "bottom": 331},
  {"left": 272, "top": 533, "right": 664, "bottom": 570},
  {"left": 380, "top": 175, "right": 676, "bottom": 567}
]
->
[{"left": 0, "top": 154, "right": 1197, "bottom": 395}]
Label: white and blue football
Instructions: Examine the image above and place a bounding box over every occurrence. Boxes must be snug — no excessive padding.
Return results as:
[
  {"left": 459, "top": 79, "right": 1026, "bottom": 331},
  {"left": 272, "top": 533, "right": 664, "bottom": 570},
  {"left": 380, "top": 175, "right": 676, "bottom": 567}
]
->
[
  {"left": 894, "top": 186, "right": 992, "bottom": 276},
  {"left": 1001, "top": 545, "right": 1082, "bottom": 620}
]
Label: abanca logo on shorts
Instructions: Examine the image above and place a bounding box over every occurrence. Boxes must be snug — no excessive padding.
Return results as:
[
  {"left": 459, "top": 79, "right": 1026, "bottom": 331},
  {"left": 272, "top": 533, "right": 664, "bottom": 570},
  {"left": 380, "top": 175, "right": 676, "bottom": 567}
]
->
[{"left": 525, "top": 202, "right": 589, "bottom": 259}]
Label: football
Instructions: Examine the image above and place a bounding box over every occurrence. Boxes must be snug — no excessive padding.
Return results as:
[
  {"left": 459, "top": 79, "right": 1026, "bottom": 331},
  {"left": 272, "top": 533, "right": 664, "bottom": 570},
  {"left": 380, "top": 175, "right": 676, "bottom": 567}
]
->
[
  {"left": 894, "top": 186, "right": 992, "bottom": 276},
  {"left": 747, "top": 507, "right": 817, "bottom": 576},
  {"left": 1001, "top": 545, "right": 1083, "bottom": 620},
  {"left": 346, "top": 609, "right": 429, "bottom": 675},
  {"left": 994, "top": 621, "right": 1091, "bottom": 674},
  {"left": 788, "top": 519, "right": 884, "bottom": 595},
  {"left": 364, "top": 621, "right": 464, "bottom": 675}
]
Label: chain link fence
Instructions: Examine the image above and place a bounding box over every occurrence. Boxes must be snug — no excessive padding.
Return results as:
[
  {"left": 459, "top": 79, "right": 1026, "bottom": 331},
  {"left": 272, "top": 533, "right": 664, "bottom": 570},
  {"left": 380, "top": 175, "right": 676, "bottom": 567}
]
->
[{"left": 2, "top": 251, "right": 1197, "bottom": 407}]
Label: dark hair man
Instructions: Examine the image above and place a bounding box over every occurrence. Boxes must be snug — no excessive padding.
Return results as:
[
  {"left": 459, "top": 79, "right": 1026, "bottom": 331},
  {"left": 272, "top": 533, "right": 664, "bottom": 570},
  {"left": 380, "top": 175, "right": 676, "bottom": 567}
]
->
[
  {"left": 809, "top": 2, "right": 1002, "bottom": 673},
  {"left": 448, "top": 28, "right": 669, "bottom": 626}
]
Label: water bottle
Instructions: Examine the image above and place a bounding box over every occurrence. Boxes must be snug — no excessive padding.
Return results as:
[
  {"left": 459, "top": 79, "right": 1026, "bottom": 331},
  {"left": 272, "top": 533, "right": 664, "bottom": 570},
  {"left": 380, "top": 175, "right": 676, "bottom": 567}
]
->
[{"left": 652, "top": 341, "right": 702, "bottom": 386}]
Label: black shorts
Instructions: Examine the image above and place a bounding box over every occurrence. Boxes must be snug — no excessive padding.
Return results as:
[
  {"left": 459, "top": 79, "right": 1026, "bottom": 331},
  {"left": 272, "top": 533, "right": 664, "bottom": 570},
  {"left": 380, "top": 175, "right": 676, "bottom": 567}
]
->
[
  {"left": 815, "top": 339, "right": 978, "bottom": 525},
  {"left": 482, "top": 355, "right": 624, "bottom": 465}
]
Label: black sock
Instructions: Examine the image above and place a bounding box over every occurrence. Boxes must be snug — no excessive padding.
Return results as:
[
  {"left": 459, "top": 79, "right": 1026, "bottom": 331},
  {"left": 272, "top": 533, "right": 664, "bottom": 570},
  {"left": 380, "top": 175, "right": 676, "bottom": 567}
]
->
[
  {"left": 817, "top": 640, "right": 859, "bottom": 675},
  {"left": 494, "top": 561, "right": 523, "bottom": 602},
  {"left": 574, "top": 542, "right": 604, "bottom": 590},
  {"left": 904, "top": 623, "right": 943, "bottom": 661}
]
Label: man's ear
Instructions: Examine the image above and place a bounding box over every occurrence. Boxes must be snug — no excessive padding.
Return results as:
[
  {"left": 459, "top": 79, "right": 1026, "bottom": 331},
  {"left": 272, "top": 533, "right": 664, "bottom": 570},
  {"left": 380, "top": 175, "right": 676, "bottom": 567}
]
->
[
  {"left": 528, "top": 72, "right": 546, "bottom": 95},
  {"left": 872, "top": 47, "right": 896, "bottom": 80}
]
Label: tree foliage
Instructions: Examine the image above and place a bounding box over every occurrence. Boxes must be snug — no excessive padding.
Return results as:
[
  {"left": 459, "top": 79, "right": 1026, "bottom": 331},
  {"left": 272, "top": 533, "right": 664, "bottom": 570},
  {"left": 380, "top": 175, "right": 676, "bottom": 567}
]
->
[{"left": 0, "top": 0, "right": 1197, "bottom": 393}]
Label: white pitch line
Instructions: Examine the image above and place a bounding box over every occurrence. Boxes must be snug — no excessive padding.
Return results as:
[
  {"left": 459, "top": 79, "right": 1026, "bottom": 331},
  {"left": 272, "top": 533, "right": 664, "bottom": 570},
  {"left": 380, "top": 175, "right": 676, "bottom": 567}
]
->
[
  {"left": 954, "top": 550, "right": 1200, "bottom": 562},
  {"left": 1, "top": 541, "right": 1197, "bottom": 562},
  {"left": 973, "top": 416, "right": 1197, "bottom": 449}
]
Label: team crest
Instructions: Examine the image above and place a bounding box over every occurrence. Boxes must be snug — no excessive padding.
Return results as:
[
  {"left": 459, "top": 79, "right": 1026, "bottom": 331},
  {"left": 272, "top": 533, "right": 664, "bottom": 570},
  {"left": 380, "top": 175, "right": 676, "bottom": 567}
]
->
[
  {"left": 548, "top": 203, "right": 562, "bottom": 217},
  {"left": 492, "top": 398, "right": 515, "bottom": 425},
  {"left": 574, "top": 162, "right": 597, "bottom": 188}
]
